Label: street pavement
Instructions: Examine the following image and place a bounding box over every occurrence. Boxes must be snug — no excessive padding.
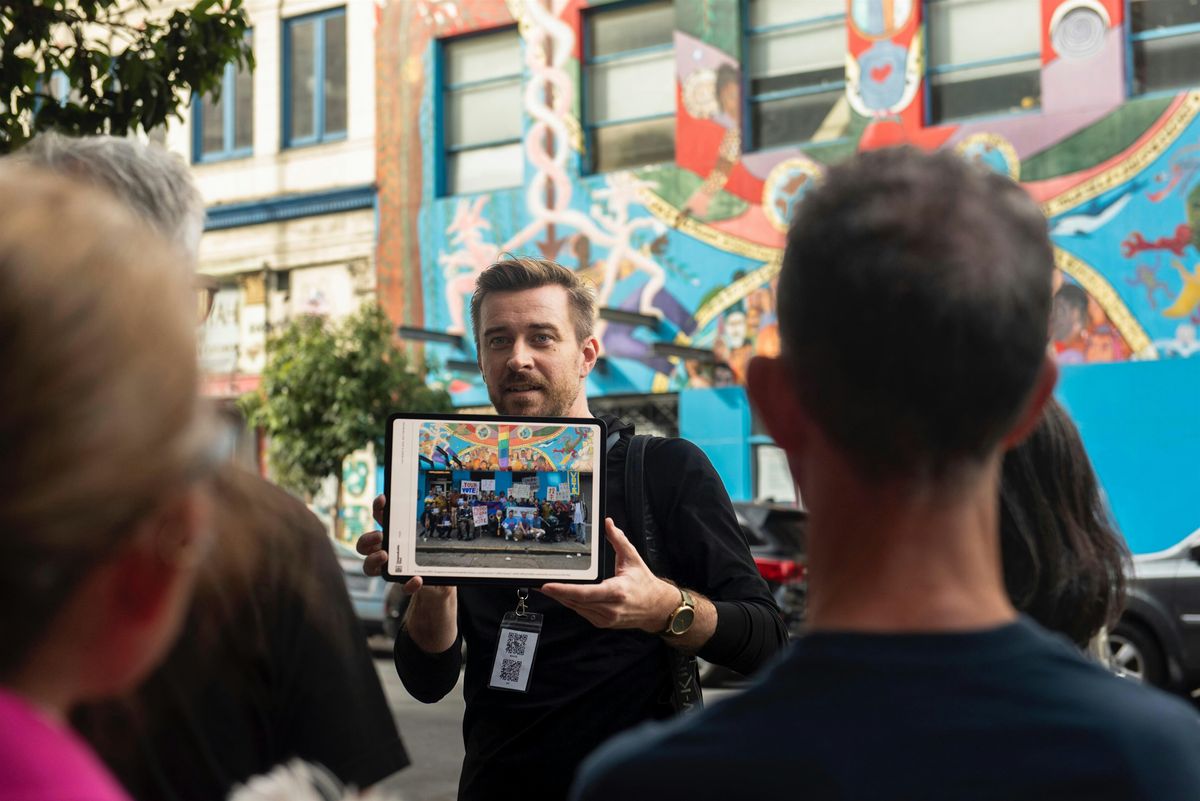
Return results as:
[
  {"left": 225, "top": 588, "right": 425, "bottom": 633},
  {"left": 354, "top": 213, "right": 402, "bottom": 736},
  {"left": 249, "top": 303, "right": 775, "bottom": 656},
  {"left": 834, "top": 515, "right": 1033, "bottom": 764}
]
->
[{"left": 372, "top": 657, "right": 737, "bottom": 800}]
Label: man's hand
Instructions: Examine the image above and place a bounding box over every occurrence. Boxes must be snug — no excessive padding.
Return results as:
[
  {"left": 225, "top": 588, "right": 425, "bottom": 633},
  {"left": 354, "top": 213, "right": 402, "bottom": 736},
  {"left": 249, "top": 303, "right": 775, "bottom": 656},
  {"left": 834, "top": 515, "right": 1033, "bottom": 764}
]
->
[
  {"left": 356, "top": 495, "right": 456, "bottom": 652},
  {"left": 541, "top": 518, "right": 690, "bottom": 634}
]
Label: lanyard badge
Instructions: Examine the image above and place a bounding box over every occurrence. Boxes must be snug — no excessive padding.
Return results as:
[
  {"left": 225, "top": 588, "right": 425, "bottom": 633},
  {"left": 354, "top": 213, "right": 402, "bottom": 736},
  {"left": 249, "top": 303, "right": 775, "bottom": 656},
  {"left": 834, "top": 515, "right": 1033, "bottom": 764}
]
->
[{"left": 488, "top": 588, "right": 544, "bottom": 693}]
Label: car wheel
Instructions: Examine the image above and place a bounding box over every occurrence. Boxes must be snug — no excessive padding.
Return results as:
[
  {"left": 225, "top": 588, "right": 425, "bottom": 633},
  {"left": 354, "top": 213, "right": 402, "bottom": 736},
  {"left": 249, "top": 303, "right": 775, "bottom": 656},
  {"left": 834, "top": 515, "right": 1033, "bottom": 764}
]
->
[
  {"left": 382, "top": 584, "right": 410, "bottom": 642},
  {"left": 1109, "top": 620, "right": 1166, "bottom": 687}
]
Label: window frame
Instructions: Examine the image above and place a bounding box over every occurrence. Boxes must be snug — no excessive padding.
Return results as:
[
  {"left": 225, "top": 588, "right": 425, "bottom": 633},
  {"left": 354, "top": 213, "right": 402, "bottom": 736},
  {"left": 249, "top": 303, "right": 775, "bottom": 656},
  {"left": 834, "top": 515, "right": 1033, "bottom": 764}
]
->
[
  {"left": 1126, "top": 0, "right": 1200, "bottom": 99},
  {"left": 581, "top": 0, "right": 677, "bottom": 175},
  {"left": 923, "top": 0, "right": 1042, "bottom": 126},
  {"left": 742, "top": 3, "right": 848, "bottom": 153},
  {"left": 282, "top": 6, "right": 348, "bottom": 150},
  {"left": 437, "top": 25, "right": 525, "bottom": 198},
  {"left": 193, "top": 32, "right": 254, "bottom": 164}
]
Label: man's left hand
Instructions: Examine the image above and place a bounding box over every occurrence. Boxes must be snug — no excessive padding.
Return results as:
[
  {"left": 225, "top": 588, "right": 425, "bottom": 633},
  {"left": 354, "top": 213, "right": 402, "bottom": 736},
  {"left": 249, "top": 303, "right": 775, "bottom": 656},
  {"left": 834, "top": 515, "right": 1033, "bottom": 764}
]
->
[{"left": 540, "top": 518, "right": 680, "bottom": 633}]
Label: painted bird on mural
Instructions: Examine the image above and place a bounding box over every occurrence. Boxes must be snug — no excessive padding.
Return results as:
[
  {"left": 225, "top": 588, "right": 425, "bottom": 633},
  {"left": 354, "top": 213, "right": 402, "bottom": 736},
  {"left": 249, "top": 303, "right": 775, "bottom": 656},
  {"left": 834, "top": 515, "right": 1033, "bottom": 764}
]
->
[{"left": 1050, "top": 183, "right": 1143, "bottom": 237}]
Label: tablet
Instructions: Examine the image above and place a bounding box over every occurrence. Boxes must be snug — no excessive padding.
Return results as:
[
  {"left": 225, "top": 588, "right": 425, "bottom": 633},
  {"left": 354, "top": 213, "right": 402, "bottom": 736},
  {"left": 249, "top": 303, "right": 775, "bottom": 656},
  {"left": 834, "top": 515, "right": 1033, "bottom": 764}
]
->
[{"left": 383, "top": 413, "right": 607, "bottom": 586}]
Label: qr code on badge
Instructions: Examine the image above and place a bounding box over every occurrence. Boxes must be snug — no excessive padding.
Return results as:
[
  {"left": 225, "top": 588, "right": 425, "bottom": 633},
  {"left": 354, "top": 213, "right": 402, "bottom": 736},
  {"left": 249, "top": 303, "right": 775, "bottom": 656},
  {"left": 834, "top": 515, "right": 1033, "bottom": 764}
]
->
[
  {"left": 500, "top": 658, "right": 522, "bottom": 684},
  {"left": 505, "top": 631, "right": 528, "bottom": 657}
]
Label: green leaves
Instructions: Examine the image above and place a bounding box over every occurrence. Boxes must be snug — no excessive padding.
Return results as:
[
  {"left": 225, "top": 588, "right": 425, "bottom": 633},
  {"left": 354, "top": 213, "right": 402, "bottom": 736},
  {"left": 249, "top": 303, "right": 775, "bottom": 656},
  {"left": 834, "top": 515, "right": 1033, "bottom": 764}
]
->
[
  {"left": 0, "top": 0, "right": 253, "bottom": 153},
  {"left": 240, "top": 304, "right": 453, "bottom": 496}
]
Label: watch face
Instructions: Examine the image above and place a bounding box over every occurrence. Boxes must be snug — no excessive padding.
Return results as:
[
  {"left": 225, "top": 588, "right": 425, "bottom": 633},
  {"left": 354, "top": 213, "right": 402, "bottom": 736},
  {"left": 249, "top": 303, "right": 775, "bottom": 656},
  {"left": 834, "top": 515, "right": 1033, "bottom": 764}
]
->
[{"left": 670, "top": 606, "right": 695, "bottom": 635}]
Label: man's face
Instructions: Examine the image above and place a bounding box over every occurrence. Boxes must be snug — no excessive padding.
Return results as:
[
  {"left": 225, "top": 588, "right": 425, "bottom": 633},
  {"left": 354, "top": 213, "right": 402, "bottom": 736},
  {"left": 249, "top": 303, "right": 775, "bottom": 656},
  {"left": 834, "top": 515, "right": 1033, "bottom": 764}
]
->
[{"left": 477, "top": 285, "right": 598, "bottom": 417}]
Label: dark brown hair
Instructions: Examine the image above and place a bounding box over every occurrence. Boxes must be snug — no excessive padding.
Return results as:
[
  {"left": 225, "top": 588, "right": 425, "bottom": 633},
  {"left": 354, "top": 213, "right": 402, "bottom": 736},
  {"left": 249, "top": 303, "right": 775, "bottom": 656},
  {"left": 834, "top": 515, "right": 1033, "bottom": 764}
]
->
[
  {"left": 1000, "top": 397, "right": 1129, "bottom": 647},
  {"left": 777, "top": 147, "right": 1054, "bottom": 480},
  {"left": 469, "top": 257, "right": 597, "bottom": 350}
]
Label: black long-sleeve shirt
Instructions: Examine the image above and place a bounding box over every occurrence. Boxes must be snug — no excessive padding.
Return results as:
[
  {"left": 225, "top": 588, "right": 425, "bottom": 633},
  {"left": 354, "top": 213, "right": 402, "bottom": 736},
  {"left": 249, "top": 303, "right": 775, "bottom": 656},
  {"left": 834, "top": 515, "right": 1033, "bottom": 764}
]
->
[{"left": 394, "top": 416, "right": 786, "bottom": 801}]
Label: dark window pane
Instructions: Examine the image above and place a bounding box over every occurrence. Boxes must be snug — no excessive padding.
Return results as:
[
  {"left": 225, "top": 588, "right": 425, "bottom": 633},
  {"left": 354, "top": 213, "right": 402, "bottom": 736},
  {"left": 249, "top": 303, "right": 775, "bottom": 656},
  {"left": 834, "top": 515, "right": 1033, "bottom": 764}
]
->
[
  {"left": 234, "top": 62, "right": 253, "bottom": 149},
  {"left": 929, "top": 64, "right": 1040, "bottom": 123},
  {"left": 750, "top": 66, "right": 843, "bottom": 97},
  {"left": 751, "top": 88, "right": 842, "bottom": 150},
  {"left": 324, "top": 13, "right": 347, "bottom": 135},
  {"left": 591, "top": 115, "right": 674, "bottom": 173},
  {"left": 200, "top": 92, "right": 225, "bottom": 155},
  {"left": 288, "top": 18, "right": 316, "bottom": 141},
  {"left": 587, "top": 0, "right": 674, "bottom": 58},
  {"left": 1133, "top": 31, "right": 1200, "bottom": 94},
  {"left": 1131, "top": 0, "right": 1200, "bottom": 32}
]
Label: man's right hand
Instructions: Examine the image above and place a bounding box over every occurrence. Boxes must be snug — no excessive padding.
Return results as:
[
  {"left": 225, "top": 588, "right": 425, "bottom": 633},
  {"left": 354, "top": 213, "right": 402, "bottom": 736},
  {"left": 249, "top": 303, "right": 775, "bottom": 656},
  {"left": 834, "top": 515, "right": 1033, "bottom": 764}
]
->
[{"left": 357, "top": 494, "right": 458, "bottom": 653}]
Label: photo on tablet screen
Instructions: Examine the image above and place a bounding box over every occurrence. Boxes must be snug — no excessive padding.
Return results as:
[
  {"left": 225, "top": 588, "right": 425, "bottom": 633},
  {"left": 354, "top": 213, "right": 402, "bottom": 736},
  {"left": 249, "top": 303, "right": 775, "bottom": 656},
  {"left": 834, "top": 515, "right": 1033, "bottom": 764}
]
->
[{"left": 385, "top": 416, "right": 603, "bottom": 583}]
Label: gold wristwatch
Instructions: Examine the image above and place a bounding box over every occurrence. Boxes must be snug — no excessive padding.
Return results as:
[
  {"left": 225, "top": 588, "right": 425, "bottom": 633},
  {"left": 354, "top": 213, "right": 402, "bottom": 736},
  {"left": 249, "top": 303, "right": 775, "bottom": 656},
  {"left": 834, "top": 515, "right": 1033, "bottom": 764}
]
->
[{"left": 663, "top": 588, "right": 696, "bottom": 636}]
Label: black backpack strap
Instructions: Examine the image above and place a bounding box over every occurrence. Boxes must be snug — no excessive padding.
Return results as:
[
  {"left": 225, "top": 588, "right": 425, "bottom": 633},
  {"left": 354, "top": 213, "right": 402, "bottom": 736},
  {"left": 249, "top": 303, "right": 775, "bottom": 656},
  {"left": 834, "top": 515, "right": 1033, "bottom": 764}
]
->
[{"left": 623, "top": 434, "right": 703, "bottom": 714}]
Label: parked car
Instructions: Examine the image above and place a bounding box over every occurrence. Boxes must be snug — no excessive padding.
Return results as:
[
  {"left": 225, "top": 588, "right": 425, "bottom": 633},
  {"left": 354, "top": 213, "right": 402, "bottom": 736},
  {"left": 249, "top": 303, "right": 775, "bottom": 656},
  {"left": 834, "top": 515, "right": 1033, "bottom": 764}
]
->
[
  {"left": 699, "top": 501, "right": 807, "bottom": 686},
  {"left": 1109, "top": 528, "right": 1200, "bottom": 692},
  {"left": 335, "top": 539, "right": 413, "bottom": 645}
]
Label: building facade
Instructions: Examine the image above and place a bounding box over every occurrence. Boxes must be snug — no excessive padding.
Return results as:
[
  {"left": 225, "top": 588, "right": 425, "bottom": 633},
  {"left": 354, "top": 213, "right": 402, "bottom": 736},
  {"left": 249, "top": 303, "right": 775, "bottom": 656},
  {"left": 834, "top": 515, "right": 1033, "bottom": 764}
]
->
[
  {"left": 167, "top": 0, "right": 381, "bottom": 539},
  {"left": 375, "top": 0, "right": 1200, "bottom": 554}
]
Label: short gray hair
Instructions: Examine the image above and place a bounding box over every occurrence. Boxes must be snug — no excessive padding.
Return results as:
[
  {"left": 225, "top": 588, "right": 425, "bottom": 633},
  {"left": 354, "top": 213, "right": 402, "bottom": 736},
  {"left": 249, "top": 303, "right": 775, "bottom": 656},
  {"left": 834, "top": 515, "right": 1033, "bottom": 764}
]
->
[{"left": 15, "top": 132, "right": 206, "bottom": 261}]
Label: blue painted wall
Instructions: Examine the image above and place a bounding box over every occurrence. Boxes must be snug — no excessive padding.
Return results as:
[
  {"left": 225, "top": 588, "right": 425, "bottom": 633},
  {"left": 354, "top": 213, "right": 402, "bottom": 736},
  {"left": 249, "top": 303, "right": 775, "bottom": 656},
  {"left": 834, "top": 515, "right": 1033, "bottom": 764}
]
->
[
  {"left": 679, "top": 387, "right": 753, "bottom": 502},
  {"left": 1058, "top": 359, "right": 1200, "bottom": 554}
]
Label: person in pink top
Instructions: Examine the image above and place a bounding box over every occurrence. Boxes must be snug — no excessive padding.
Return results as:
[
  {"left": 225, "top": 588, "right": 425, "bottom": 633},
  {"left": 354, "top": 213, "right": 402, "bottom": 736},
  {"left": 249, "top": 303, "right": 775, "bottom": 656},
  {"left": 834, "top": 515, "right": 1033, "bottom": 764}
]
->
[{"left": 0, "top": 166, "right": 216, "bottom": 800}]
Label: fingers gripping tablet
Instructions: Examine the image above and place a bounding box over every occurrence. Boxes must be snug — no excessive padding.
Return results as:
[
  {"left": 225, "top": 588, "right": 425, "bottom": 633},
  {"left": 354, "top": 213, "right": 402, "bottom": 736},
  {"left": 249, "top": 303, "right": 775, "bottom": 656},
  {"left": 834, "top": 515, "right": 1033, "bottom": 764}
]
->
[{"left": 382, "top": 413, "right": 606, "bottom": 586}]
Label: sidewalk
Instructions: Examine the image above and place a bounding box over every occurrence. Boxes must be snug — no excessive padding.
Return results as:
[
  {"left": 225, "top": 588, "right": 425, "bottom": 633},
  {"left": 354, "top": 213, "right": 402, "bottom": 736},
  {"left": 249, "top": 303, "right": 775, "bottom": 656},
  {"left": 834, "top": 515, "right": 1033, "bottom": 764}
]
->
[{"left": 415, "top": 534, "right": 592, "bottom": 558}]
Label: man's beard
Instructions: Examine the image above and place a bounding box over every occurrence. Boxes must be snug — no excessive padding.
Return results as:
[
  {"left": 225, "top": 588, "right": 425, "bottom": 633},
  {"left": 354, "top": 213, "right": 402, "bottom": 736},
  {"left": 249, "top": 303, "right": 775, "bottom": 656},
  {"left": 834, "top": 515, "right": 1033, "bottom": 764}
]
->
[{"left": 488, "top": 373, "right": 580, "bottom": 417}]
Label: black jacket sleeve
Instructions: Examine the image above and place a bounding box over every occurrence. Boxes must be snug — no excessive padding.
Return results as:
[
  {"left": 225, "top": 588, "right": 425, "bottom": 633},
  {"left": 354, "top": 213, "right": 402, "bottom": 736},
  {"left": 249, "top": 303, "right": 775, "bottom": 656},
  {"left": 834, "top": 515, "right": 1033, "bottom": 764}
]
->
[
  {"left": 646, "top": 437, "right": 788, "bottom": 676},
  {"left": 393, "top": 624, "right": 463, "bottom": 704}
]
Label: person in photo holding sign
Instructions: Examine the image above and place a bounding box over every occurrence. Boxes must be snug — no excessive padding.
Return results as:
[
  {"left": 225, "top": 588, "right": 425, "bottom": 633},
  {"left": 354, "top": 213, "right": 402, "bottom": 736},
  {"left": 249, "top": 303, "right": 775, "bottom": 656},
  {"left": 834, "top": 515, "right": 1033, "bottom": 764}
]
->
[{"left": 358, "top": 258, "right": 786, "bottom": 801}]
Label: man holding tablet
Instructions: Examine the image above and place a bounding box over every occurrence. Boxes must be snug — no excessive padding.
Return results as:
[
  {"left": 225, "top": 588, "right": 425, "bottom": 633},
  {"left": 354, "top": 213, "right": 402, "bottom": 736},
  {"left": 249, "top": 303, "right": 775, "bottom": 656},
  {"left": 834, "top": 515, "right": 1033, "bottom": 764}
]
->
[{"left": 359, "top": 257, "right": 785, "bottom": 801}]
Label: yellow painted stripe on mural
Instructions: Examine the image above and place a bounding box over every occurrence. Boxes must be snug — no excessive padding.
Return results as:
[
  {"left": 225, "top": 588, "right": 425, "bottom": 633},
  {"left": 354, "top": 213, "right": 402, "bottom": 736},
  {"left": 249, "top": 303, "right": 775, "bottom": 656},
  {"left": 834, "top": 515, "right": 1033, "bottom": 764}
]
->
[
  {"left": 1054, "top": 247, "right": 1153, "bottom": 356},
  {"left": 637, "top": 187, "right": 784, "bottom": 262},
  {"left": 1041, "top": 91, "right": 1200, "bottom": 218},
  {"left": 694, "top": 259, "right": 782, "bottom": 332}
]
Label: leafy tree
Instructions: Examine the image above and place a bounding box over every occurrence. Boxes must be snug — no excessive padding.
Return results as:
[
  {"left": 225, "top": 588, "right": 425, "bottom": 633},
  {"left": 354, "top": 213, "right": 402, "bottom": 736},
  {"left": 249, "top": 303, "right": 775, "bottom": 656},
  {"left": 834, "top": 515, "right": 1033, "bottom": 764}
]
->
[
  {"left": 241, "top": 304, "right": 453, "bottom": 540},
  {"left": 0, "top": 0, "right": 252, "bottom": 153}
]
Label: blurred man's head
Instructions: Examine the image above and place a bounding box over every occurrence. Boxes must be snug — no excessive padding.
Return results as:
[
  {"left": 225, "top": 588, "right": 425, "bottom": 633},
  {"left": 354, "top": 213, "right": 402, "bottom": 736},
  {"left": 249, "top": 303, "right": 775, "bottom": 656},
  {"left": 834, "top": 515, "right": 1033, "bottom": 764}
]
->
[
  {"left": 750, "top": 147, "right": 1055, "bottom": 489},
  {"left": 470, "top": 258, "right": 600, "bottom": 417}
]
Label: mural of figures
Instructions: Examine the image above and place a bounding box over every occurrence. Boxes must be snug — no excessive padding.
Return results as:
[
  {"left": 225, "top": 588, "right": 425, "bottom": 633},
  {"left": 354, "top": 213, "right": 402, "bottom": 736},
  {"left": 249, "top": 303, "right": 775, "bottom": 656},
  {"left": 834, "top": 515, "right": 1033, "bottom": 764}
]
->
[{"left": 375, "top": 0, "right": 1200, "bottom": 409}]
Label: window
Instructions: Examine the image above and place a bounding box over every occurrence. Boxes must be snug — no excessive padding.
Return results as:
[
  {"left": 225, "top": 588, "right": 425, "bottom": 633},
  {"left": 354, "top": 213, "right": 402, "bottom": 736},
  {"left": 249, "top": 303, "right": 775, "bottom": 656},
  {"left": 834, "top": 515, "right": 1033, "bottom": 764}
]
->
[
  {"left": 584, "top": 0, "right": 675, "bottom": 173},
  {"left": 441, "top": 28, "right": 523, "bottom": 196},
  {"left": 284, "top": 8, "right": 347, "bottom": 147},
  {"left": 194, "top": 31, "right": 254, "bottom": 162},
  {"left": 746, "top": 0, "right": 845, "bottom": 150},
  {"left": 1130, "top": 0, "right": 1200, "bottom": 95},
  {"left": 926, "top": 0, "right": 1041, "bottom": 124}
]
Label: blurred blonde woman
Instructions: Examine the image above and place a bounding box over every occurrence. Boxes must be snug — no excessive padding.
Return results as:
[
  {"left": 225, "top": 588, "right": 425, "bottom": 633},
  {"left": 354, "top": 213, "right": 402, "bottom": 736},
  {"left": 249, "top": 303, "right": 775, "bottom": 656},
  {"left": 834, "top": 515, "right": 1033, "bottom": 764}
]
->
[{"left": 0, "top": 166, "right": 216, "bottom": 801}]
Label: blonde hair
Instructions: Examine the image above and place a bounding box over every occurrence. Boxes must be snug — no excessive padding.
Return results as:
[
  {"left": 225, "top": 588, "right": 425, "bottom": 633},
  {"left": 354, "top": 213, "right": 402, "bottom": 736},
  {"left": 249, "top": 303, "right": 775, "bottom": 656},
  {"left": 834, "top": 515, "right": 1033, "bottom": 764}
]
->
[
  {"left": 469, "top": 257, "right": 597, "bottom": 350},
  {"left": 0, "top": 166, "right": 208, "bottom": 676}
]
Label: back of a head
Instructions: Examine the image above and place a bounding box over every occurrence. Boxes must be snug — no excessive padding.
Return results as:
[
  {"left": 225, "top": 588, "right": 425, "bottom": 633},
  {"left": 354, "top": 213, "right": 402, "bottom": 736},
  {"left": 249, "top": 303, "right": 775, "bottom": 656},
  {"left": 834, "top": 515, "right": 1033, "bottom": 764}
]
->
[
  {"left": 778, "top": 147, "right": 1055, "bottom": 480},
  {"left": 0, "top": 166, "right": 204, "bottom": 679},
  {"left": 15, "top": 132, "right": 205, "bottom": 261},
  {"left": 1000, "top": 398, "right": 1129, "bottom": 647}
]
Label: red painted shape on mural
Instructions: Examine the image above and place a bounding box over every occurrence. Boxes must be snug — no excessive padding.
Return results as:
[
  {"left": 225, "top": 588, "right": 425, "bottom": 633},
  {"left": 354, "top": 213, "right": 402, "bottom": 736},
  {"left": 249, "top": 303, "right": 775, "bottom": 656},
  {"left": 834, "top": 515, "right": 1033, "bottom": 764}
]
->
[
  {"left": 870, "top": 63, "right": 893, "bottom": 83},
  {"left": 1121, "top": 225, "right": 1193, "bottom": 259},
  {"left": 858, "top": 118, "right": 957, "bottom": 153}
]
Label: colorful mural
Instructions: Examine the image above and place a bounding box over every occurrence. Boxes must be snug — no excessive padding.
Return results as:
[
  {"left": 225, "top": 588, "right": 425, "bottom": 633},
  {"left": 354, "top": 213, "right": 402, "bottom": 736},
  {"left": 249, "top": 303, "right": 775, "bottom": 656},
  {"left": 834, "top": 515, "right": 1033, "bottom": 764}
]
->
[
  {"left": 419, "top": 421, "right": 596, "bottom": 472},
  {"left": 375, "top": 0, "right": 1200, "bottom": 409}
]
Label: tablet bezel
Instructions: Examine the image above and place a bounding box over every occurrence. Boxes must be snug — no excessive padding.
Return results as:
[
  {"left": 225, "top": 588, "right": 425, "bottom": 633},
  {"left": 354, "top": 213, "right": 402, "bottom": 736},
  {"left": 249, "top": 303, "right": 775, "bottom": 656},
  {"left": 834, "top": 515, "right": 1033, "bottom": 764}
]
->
[{"left": 382, "top": 412, "right": 607, "bottom": 587}]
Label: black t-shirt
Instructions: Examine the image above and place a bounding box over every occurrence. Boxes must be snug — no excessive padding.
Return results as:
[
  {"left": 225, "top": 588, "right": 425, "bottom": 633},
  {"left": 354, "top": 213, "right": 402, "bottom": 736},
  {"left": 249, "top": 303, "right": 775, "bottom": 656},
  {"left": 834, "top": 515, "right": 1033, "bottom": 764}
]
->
[
  {"left": 572, "top": 617, "right": 1200, "bottom": 801},
  {"left": 74, "top": 467, "right": 409, "bottom": 801},
  {"left": 394, "top": 416, "right": 787, "bottom": 801}
]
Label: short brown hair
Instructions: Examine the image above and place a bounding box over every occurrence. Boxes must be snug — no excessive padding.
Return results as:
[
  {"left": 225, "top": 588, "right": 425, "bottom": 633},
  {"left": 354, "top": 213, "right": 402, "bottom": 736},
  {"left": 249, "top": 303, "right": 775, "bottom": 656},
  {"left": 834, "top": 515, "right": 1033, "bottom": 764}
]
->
[
  {"left": 469, "top": 257, "right": 597, "bottom": 349},
  {"left": 778, "top": 147, "right": 1054, "bottom": 480}
]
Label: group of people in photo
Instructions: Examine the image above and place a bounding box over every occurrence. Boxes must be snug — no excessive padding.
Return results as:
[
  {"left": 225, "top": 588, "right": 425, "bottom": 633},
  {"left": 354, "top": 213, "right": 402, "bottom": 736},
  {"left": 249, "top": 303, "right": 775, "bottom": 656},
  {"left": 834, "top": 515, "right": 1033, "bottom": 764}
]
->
[{"left": 418, "top": 485, "right": 588, "bottom": 545}]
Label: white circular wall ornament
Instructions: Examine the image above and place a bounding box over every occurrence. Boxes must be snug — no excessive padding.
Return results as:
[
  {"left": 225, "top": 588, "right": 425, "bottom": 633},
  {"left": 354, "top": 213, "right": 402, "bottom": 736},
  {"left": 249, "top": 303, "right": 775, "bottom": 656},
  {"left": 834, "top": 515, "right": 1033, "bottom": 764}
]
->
[{"left": 1050, "top": 0, "right": 1111, "bottom": 60}]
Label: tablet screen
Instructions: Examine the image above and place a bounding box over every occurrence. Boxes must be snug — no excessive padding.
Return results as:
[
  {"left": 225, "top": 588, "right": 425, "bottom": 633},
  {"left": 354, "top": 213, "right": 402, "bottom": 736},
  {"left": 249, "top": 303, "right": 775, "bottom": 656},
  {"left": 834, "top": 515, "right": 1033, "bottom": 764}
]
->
[{"left": 384, "top": 414, "right": 605, "bottom": 584}]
